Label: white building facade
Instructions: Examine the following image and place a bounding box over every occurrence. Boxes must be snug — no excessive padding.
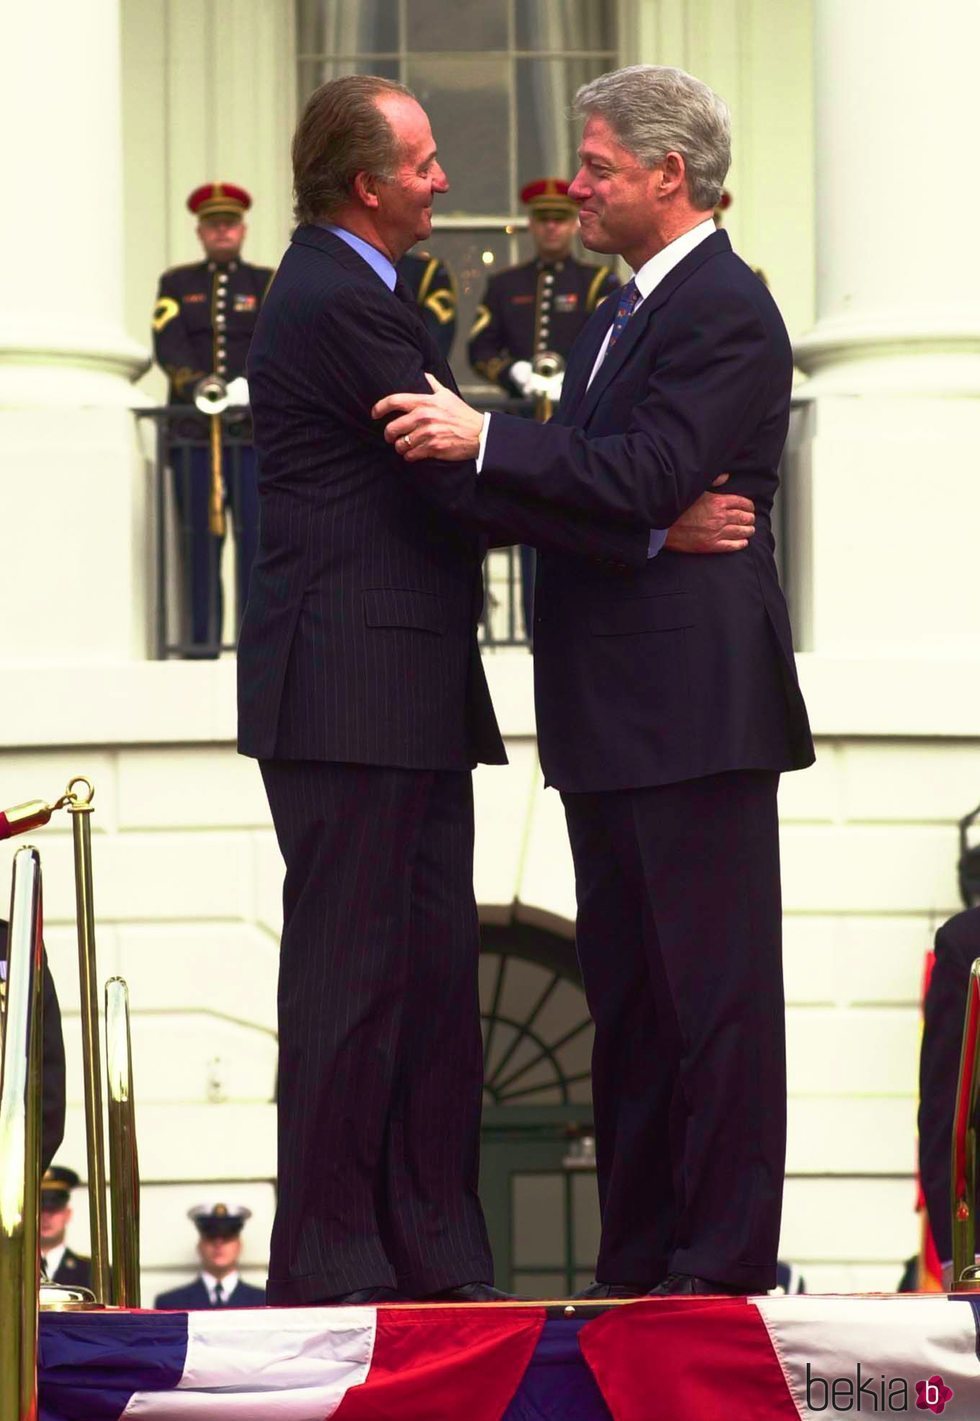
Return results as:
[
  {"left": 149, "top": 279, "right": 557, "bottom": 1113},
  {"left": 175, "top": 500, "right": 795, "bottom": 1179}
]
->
[{"left": 1, "top": 0, "right": 977, "bottom": 1297}]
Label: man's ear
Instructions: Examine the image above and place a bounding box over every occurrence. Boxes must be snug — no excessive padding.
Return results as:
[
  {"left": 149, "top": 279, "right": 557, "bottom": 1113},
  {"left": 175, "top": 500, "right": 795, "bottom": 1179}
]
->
[
  {"left": 659, "top": 151, "right": 686, "bottom": 197},
  {"left": 353, "top": 171, "right": 381, "bottom": 210}
]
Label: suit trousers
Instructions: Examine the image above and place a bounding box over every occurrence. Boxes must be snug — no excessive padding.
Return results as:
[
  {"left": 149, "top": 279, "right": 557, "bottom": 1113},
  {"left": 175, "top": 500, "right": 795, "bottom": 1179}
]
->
[
  {"left": 562, "top": 769, "right": 784, "bottom": 1292},
  {"left": 260, "top": 759, "right": 493, "bottom": 1303}
]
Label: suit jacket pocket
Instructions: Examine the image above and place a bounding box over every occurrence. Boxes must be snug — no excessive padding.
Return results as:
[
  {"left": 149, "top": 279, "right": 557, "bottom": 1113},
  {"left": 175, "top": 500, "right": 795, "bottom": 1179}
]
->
[
  {"left": 363, "top": 588, "right": 450, "bottom": 635},
  {"left": 589, "top": 592, "right": 697, "bottom": 636}
]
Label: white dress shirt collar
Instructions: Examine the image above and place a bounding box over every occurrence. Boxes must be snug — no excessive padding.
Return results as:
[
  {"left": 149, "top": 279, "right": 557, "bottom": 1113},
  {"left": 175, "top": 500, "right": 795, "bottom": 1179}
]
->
[
  {"left": 632, "top": 217, "right": 717, "bottom": 303},
  {"left": 201, "top": 1268, "right": 239, "bottom": 1302},
  {"left": 43, "top": 1243, "right": 66, "bottom": 1278}
]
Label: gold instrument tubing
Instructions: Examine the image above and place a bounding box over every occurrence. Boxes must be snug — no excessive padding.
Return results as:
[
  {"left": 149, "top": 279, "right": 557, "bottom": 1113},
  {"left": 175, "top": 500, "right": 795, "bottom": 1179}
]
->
[
  {"left": 209, "top": 414, "right": 226, "bottom": 537},
  {"left": 67, "top": 777, "right": 109, "bottom": 1305},
  {"left": 532, "top": 350, "right": 565, "bottom": 425},
  {"left": 106, "top": 978, "right": 141, "bottom": 1308},
  {"left": 951, "top": 958, "right": 980, "bottom": 1289},
  {"left": 0, "top": 847, "right": 43, "bottom": 1421}
]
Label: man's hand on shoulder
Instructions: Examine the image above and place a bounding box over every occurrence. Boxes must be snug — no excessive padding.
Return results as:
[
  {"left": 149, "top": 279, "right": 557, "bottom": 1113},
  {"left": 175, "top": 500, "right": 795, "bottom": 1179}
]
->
[
  {"left": 664, "top": 474, "right": 755, "bottom": 554},
  {"left": 373, "top": 375, "right": 482, "bottom": 463}
]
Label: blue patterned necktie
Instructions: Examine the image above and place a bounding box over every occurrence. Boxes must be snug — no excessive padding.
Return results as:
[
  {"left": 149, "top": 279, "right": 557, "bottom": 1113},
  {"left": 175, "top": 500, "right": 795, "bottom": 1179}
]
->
[{"left": 606, "top": 279, "right": 640, "bottom": 352}]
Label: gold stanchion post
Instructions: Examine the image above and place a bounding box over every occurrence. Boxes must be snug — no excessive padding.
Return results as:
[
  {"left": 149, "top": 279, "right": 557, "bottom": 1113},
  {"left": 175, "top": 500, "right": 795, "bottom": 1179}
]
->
[
  {"left": 66, "top": 777, "right": 110, "bottom": 1304},
  {"left": 951, "top": 958, "right": 980, "bottom": 1289},
  {"left": 106, "top": 978, "right": 141, "bottom": 1307},
  {"left": 0, "top": 846, "right": 44, "bottom": 1421}
]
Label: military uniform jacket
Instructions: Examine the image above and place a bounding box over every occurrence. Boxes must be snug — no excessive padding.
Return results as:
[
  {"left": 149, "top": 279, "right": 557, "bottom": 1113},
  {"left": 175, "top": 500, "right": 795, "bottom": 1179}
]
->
[
  {"left": 469, "top": 255, "right": 618, "bottom": 394},
  {"left": 396, "top": 252, "right": 456, "bottom": 360},
  {"left": 51, "top": 1247, "right": 91, "bottom": 1291},
  {"left": 154, "top": 1276, "right": 266, "bottom": 1309},
  {"left": 152, "top": 258, "right": 274, "bottom": 405}
]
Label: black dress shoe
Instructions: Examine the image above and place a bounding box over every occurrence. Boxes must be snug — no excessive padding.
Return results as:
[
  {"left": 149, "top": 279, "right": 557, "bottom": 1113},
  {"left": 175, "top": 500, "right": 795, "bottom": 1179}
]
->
[
  {"left": 423, "top": 1282, "right": 517, "bottom": 1302},
  {"left": 320, "top": 1286, "right": 403, "bottom": 1305},
  {"left": 648, "top": 1273, "right": 744, "bottom": 1297},
  {"left": 573, "top": 1281, "right": 648, "bottom": 1300}
]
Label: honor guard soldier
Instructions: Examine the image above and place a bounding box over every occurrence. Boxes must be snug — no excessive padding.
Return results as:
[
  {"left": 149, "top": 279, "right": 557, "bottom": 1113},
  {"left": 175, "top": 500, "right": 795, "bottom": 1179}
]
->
[
  {"left": 154, "top": 1203, "right": 266, "bottom": 1309},
  {"left": 468, "top": 178, "right": 619, "bottom": 636},
  {"left": 39, "top": 1167, "right": 91, "bottom": 1290},
  {"left": 152, "top": 183, "right": 273, "bottom": 655},
  {"left": 396, "top": 251, "right": 457, "bottom": 360}
]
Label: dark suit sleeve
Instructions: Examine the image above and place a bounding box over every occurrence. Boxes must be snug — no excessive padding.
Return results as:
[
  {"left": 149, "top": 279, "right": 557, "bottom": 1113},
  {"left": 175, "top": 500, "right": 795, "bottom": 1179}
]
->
[
  {"left": 318, "top": 282, "right": 649, "bottom": 567},
  {"left": 481, "top": 289, "right": 778, "bottom": 526},
  {"left": 919, "top": 909, "right": 980, "bottom": 1262},
  {"left": 152, "top": 273, "right": 209, "bottom": 399}
]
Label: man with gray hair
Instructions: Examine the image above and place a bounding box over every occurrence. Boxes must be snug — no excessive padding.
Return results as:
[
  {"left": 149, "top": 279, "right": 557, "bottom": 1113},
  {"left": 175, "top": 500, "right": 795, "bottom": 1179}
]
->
[{"left": 376, "top": 64, "right": 814, "bottom": 1298}]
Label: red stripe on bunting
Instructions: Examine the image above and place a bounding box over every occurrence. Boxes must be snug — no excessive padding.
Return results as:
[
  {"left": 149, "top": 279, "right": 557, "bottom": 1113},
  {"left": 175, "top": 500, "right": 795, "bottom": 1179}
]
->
[
  {"left": 579, "top": 1297, "right": 800, "bottom": 1421},
  {"left": 333, "top": 1306, "right": 547, "bottom": 1421}
]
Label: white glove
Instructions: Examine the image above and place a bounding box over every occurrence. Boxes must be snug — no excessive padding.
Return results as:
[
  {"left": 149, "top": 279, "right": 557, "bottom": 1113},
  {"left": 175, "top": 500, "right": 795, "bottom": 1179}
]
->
[
  {"left": 225, "top": 375, "right": 250, "bottom": 407},
  {"left": 508, "top": 360, "right": 534, "bottom": 396},
  {"left": 523, "top": 372, "right": 552, "bottom": 397},
  {"left": 545, "top": 372, "right": 564, "bottom": 402}
]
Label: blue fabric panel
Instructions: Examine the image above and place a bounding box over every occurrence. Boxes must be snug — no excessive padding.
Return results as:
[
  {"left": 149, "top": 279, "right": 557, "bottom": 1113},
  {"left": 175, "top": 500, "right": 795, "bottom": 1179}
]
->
[
  {"left": 502, "top": 1317, "right": 614, "bottom": 1421},
  {"left": 38, "top": 1312, "right": 189, "bottom": 1421}
]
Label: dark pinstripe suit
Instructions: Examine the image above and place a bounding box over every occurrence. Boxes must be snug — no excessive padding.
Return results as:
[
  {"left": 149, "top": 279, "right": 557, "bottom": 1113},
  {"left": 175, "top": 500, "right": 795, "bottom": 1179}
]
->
[{"left": 238, "top": 225, "right": 648, "bottom": 1303}]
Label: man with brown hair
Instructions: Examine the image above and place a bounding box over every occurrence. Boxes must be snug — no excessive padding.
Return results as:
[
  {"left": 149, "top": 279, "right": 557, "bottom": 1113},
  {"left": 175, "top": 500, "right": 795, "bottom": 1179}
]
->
[{"left": 239, "top": 74, "right": 757, "bottom": 1306}]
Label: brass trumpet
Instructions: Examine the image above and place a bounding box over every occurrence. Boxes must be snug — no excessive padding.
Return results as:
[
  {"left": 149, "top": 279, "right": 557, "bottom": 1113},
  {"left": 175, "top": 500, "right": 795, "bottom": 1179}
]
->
[
  {"left": 193, "top": 375, "right": 228, "bottom": 538},
  {"left": 531, "top": 350, "right": 565, "bottom": 423}
]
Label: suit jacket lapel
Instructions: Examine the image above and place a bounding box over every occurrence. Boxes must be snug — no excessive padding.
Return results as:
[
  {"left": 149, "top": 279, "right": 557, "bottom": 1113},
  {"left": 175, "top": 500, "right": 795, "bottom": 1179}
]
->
[
  {"left": 571, "top": 229, "right": 731, "bottom": 429},
  {"left": 557, "top": 298, "right": 617, "bottom": 424},
  {"left": 574, "top": 297, "right": 656, "bottom": 429}
]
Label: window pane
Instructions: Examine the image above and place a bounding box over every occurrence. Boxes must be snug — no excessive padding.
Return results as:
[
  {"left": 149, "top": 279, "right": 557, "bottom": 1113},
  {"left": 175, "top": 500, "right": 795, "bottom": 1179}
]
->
[
  {"left": 515, "top": 57, "right": 611, "bottom": 199},
  {"left": 296, "top": 1, "right": 399, "bottom": 56},
  {"left": 297, "top": 57, "right": 400, "bottom": 107},
  {"left": 515, "top": 0, "right": 616, "bottom": 53},
  {"left": 407, "top": 0, "right": 507, "bottom": 52},
  {"left": 408, "top": 58, "right": 510, "bottom": 214}
]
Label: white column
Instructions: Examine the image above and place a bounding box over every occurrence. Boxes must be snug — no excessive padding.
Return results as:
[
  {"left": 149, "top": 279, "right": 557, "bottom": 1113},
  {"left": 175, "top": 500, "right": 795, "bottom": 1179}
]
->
[
  {"left": 0, "top": 0, "right": 151, "bottom": 661},
  {"left": 790, "top": 0, "right": 980, "bottom": 655}
]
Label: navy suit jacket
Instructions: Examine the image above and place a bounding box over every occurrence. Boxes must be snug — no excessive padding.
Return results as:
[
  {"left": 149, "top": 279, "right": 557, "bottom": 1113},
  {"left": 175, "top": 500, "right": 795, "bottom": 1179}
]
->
[
  {"left": 154, "top": 1276, "right": 266, "bottom": 1309},
  {"left": 477, "top": 229, "right": 815, "bottom": 791},
  {"left": 239, "top": 225, "right": 647, "bottom": 769}
]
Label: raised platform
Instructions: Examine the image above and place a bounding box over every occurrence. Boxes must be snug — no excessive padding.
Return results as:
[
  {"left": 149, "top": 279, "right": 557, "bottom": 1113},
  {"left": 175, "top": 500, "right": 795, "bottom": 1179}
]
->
[{"left": 38, "top": 1293, "right": 980, "bottom": 1420}]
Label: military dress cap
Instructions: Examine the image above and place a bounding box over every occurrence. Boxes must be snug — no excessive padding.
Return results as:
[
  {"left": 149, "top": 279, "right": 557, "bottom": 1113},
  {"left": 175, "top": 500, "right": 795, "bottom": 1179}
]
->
[
  {"left": 188, "top": 1202, "right": 252, "bottom": 1239},
  {"left": 520, "top": 178, "right": 577, "bottom": 220},
  {"left": 40, "top": 1165, "right": 80, "bottom": 1210},
  {"left": 187, "top": 183, "right": 253, "bottom": 219}
]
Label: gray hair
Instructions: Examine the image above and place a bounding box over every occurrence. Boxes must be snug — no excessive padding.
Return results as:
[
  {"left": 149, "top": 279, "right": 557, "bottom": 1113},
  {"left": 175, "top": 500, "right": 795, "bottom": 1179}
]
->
[{"left": 574, "top": 65, "right": 730, "bottom": 211}]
